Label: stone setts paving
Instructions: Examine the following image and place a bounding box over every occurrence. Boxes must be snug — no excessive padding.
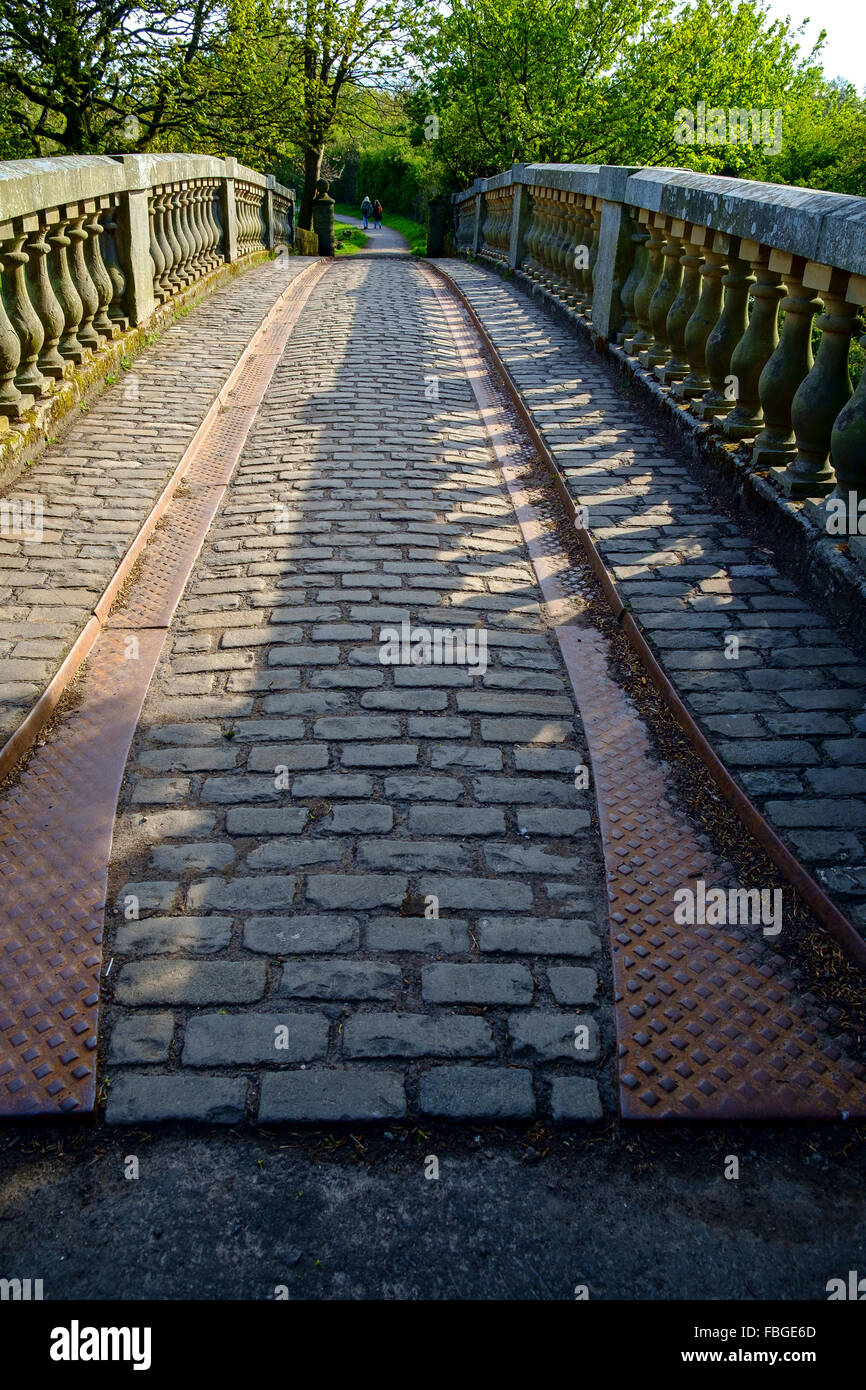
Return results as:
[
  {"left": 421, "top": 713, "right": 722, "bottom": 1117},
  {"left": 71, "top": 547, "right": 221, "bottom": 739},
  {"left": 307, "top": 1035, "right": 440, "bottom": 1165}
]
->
[{"left": 103, "top": 256, "right": 610, "bottom": 1124}]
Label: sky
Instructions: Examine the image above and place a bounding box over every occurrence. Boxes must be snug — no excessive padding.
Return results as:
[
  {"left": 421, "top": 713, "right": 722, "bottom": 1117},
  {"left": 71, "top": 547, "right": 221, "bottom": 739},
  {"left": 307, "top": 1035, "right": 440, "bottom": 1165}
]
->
[{"left": 763, "top": 0, "right": 866, "bottom": 89}]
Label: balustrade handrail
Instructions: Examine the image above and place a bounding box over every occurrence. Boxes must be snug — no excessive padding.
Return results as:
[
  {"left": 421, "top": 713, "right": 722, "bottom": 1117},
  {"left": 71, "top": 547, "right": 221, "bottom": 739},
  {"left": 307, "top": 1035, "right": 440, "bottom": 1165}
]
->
[
  {"left": 0, "top": 152, "right": 298, "bottom": 432},
  {"left": 452, "top": 163, "right": 866, "bottom": 521}
]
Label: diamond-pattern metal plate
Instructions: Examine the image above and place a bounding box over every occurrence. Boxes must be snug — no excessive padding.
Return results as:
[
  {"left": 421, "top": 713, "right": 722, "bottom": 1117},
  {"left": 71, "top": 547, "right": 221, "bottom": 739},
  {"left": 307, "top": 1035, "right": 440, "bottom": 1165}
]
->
[
  {"left": 0, "top": 628, "right": 165, "bottom": 1114},
  {"left": 428, "top": 263, "right": 866, "bottom": 1121}
]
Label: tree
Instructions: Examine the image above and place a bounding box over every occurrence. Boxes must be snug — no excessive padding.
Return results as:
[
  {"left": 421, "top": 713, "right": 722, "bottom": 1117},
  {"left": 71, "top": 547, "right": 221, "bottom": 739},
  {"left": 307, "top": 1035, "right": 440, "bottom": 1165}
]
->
[
  {"left": 0, "top": 0, "right": 223, "bottom": 155},
  {"left": 408, "top": 0, "right": 845, "bottom": 190},
  {"left": 281, "top": 0, "right": 429, "bottom": 228}
]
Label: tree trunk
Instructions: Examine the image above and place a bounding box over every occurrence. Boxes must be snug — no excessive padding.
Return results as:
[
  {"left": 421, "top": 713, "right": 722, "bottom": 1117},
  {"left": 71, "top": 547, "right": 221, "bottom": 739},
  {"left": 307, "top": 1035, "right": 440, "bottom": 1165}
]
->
[{"left": 298, "top": 145, "right": 324, "bottom": 230}]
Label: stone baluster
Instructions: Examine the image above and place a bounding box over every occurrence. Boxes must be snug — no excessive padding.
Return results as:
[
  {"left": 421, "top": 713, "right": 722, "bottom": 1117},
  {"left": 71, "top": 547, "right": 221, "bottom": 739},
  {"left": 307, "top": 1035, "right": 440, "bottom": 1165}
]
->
[
  {"left": 751, "top": 256, "right": 821, "bottom": 469},
  {"left": 539, "top": 193, "right": 557, "bottom": 285},
  {"left": 626, "top": 214, "right": 664, "bottom": 354},
  {"left": 0, "top": 229, "right": 23, "bottom": 417},
  {"left": 617, "top": 210, "right": 648, "bottom": 344},
  {"left": 83, "top": 206, "right": 115, "bottom": 336},
  {"left": 658, "top": 226, "right": 703, "bottom": 383},
  {"left": 211, "top": 189, "right": 225, "bottom": 263},
  {"left": 691, "top": 237, "right": 751, "bottom": 421},
  {"left": 203, "top": 184, "right": 220, "bottom": 267},
  {"left": 235, "top": 190, "right": 246, "bottom": 254},
  {"left": 190, "top": 186, "right": 208, "bottom": 273},
  {"left": 829, "top": 307, "right": 866, "bottom": 511},
  {"left": 553, "top": 194, "right": 572, "bottom": 295},
  {"left": 148, "top": 191, "right": 168, "bottom": 300},
  {"left": 723, "top": 241, "right": 784, "bottom": 439},
  {"left": 174, "top": 188, "right": 194, "bottom": 281},
  {"left": 542, "top": 192, "right": 563, "bottom": 291},
  {"left": 242, "top": 190, "right": 252, "bottom": 252},
  {"left": 25, "top": 218, "right": 66, "bottom": 378},
  {"left": 780, "top": 266, "right": 860, "bottom": 496},
  {"left": 641, "top": 218, "right": 683, "bottom": 370},
  {"left": 66, "top": 207, "right": 100, "bottom": 350},
  {"left": 521, "top": 194, "right": 540, "bottom": 278},
  {"left": 156, "top": 190, "right": 178, "bottom": 293},
  {"left": 47, "top": 213, "right": 86, "bottom": 362},
  {"left": 3, "top": 226, "right": 49, "bottom": 398},
  {"left": 178, "top": 187, "right": 198, "bottom": 276},
  {"left": 571, "top": 198, "right": 592, "bottom": 312},
  {"left": 672, "top": 230, "right": 724, "bottom": 399},
  {"left": 561, "top": 195, "right": 582, "bottom": 307},
  {"left": 202, "top": 185, "right": 218, "bottom": 264},
  {"left": 533, "top": 191, "right": 552, "bottom": 284},
  {"left": 100, "top": 200, "right": 129, "bottom": 328},
  {"left": 164, "top": 190, "right": 186, "bottom": 290}
]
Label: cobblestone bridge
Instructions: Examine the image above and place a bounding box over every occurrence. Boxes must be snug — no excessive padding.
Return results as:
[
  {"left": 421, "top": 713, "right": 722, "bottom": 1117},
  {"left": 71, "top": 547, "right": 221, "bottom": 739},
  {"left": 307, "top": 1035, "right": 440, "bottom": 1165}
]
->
[{"left": 2, "top": 161, "right": 866, "bottom": 1131}]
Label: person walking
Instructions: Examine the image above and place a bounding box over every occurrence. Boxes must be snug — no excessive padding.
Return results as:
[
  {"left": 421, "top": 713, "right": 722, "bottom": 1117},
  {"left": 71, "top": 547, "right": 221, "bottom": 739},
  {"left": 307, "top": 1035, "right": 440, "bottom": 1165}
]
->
[
  {"left": 360, "top": 195, "right": 373, "bottom": 230},
  {"left": 372, "top": 198, "right": 383, "bottom": 230}
]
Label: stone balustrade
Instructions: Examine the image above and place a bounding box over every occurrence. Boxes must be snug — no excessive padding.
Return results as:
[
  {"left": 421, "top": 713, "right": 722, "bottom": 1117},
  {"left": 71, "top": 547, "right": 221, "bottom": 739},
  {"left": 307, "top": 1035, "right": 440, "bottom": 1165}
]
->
[
  {"left": 454, "top": 164, "right": 866, "bottom": 535},
  {"left": 0, "top": 153, "right": 296, "bottom": 426}
]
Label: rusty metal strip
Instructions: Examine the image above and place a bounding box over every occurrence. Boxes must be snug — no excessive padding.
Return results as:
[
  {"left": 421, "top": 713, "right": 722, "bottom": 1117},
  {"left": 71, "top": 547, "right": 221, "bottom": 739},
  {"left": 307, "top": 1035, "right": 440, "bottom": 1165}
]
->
[
  {"left": 425, "top": 263, "right": 866, "bottom": 1120},
  {"left": 424, "top": 259, "right": 866, "bottom": 975},
  {"left": 0, "top": 258, "right": 331, "bottom": 1116}
]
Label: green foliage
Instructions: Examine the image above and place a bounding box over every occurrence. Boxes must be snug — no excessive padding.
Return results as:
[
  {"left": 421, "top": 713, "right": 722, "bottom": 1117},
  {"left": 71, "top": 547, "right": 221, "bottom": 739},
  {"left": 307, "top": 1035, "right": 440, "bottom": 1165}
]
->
[
  {"left": 408, "top": 0, "right": 864, "bottom": 196},
  {"left": 333, "top": 219, "right": 369, "bottom": 253},
  {"left": 351, "top": 147, "right": 433, "bottom": 220},
  {"left": 0, "top": 0, "right": 229, "bottom": 155}
]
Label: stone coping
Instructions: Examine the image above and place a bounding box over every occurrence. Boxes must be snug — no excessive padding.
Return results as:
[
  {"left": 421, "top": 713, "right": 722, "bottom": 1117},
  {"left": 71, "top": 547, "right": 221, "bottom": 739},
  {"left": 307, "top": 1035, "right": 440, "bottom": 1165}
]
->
[{"left": 0, "top": 153, "right": 295, "bottom": 224}]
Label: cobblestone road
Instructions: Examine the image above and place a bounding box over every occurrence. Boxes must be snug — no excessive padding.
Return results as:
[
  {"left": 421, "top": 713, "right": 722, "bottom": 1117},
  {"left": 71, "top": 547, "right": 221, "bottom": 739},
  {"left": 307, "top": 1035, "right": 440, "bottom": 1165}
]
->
[
  {"left": 444, "top": 259, "right": 866, "bottom": 934},
  {"left": 104, "top": 256, "right": 611, "bottom": 1125}
]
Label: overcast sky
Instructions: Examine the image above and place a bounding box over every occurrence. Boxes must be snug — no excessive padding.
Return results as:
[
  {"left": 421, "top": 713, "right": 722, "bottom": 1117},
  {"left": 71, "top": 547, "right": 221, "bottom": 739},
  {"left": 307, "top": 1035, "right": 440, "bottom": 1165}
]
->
[{"left": 763, "top": 0, "right": 866, "bottom": 88}]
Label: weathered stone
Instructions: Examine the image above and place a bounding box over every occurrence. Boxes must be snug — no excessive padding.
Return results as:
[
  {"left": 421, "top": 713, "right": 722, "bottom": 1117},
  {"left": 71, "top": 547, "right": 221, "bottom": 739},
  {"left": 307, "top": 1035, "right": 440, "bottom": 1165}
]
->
[
  {"left": 422, "top": 963, "right": 533, "bottom": 1004},
  {"left": 418, "top": 1066, "right": 534, "bottom": 1119},
  {"left": 258, "top": 1070, "right": 406, "bottom": 1122},
  {"left": 106, "top": 1074, "right": 247, "bottom": 1125},
  {"left": 343, "top": 1013, "right": 494, "bottom": 1058},
  {"left": 280, "top": 960, "right": 402, "bottom": 1000},
  {"left": 182, "top": 1012, "right": 328, "bottom": 1065}
]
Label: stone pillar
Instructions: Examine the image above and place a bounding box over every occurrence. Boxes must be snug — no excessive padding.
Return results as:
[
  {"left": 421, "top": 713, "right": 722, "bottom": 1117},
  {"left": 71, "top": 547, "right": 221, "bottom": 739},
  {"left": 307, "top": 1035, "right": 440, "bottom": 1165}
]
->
[
  {"left": 120, "top": 156, "right": 156, "bottom": 325},
  {"left": 426, "top": 196, "right": 446, "bottom": 257},
  {"left": 265, "top": 175, "right": 276, "bottom": 250},
  {"left": 591, "top": 200, "right": 631, "bottom": 340},
  {"left": 507, "top": 168, "right": 527, "bottom": 270},
  {"left": 221, "top": 156, "right": 239, "bottom": 264},
  {"left": 311, "top": 179, "right": 335, "bottom": 256},
  {"left": 471, "top": 188, "right": 483, "bottom": 254}
]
